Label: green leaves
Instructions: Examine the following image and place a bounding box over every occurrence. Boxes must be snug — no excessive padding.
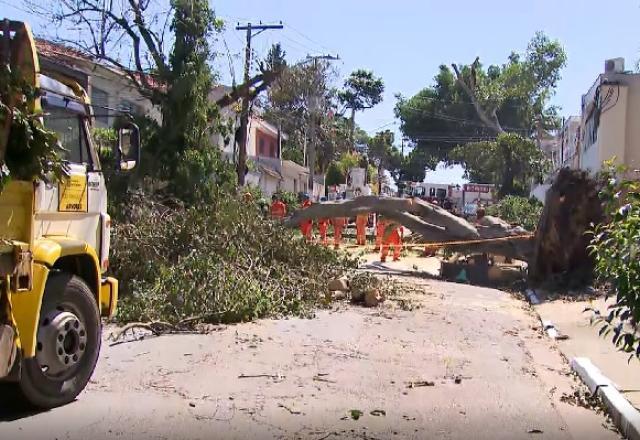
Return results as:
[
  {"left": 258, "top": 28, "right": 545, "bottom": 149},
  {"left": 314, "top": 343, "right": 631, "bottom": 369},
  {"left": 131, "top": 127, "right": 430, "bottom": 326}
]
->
[
  {"left": 395, "top": 32, "right": 566, "bottom": 171},
  {"left": 0, "top": 64, "right": 66, "bottom": 193},
  {"left": 589, "top": 163, "right": 640, "bottom": 359},
  {"left": 449, "top": 133, "right": 549, "bottom": 197},
  {"left": 486, "top": 195, "right": 543, "bottom": 231},
  {"left": 338, "top": 70, "right": 385, "bottom": 111},
  {"left": 112, "top": 192, "right": 361, "bottom": 326}
]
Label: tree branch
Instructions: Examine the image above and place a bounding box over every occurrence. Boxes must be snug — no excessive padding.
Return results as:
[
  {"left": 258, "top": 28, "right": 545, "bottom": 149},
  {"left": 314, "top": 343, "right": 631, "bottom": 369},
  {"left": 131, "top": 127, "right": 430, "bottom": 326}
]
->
[{"left": 451, "top": 61, "right": 504, "bottom": 134}]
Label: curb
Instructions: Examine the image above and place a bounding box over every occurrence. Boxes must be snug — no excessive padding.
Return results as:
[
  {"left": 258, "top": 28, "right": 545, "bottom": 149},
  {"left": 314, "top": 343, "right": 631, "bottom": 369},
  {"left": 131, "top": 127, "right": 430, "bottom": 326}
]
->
[
  {"left": 525, "top": 288, "right": 540, "bottom": 305},
  {"left": 571, "top": 357, "right": 640, "bottom": 440},
  {"left": 541, "top": 319, "right": 561, "bottom": 340}
]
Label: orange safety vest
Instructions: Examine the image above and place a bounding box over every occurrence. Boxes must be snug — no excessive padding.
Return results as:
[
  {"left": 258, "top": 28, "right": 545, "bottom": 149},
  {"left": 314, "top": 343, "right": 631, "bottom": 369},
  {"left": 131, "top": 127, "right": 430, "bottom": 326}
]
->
[{"left": 270, "top": 201, "right": 287, "bottom": 219}]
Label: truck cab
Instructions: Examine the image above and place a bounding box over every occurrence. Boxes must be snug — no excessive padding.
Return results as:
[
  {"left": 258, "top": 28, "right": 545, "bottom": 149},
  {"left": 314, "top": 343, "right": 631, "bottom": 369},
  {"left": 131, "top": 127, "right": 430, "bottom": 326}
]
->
[{"left": 0, "top": 20, "right": 139, "bottom": 409}]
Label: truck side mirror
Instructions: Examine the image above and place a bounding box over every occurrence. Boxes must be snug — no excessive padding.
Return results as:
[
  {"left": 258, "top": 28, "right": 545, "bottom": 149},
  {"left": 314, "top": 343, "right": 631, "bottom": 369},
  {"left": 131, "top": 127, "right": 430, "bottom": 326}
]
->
[{"left": 116, "top": 123, "right": 140, "bottom": 171}]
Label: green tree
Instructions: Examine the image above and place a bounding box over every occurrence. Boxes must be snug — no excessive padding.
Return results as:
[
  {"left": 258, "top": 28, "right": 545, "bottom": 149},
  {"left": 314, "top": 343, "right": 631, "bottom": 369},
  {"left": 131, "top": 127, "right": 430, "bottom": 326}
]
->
[
  {"left": 40, "top": 0, "right": 231, "bottom": 202},
  {"left": 368, "top": 130, "right": 402, "bottom": 190},
  {"left": 262, "top": 54, "right": 344, "bottom": 173},
  {"left": 338, "top": 69, "right": 384, "bottom": 148},
  {"left": 325, "top": 161, "right": 344, "bottom": 187},
  {"left": 395, "top": 32, "right": 566, "bottom": 174},
  {"left": 448, "top": 133, "right": 550, "bottom": 197}
]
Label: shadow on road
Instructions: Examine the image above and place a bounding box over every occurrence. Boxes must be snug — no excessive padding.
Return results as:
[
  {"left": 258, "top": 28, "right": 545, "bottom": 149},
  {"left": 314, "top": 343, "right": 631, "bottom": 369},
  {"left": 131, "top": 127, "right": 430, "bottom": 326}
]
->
[
  {"left": 0, "top": 407, "right": 48, "bottom": 422},
  {"left": 361, "top": 261, "right": 440, "bottom": 281}
]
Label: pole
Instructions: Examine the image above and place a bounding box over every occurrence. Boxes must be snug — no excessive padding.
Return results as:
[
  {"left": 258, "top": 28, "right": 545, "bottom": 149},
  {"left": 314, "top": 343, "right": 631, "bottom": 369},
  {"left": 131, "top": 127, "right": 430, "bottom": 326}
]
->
[
  {"left": 305, "top": 54, "right": 339, "bottom": 194},
  {"left": 235, "top": 22, "right": 283, "bottom": 186}
]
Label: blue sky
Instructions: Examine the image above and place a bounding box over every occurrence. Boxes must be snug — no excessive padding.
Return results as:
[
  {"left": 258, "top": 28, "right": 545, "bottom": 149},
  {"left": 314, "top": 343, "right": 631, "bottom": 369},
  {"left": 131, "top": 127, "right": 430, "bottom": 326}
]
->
[{"left": 6, "top": 0, "right": 640, "bottom": 183}]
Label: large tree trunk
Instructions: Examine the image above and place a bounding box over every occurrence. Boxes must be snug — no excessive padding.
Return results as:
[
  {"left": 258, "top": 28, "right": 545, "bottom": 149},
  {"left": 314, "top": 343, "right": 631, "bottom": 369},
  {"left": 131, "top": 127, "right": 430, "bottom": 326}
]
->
[
  {"left": 285, "top": 196, "right": 480, "bottom": 240},
  {"left": 528, "top": 168, "right": 603, "bottom": 288}
]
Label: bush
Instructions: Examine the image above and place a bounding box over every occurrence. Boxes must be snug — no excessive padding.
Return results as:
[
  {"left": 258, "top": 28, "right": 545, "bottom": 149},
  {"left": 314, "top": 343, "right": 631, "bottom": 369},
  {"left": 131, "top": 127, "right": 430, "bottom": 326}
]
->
[
  {"left": 486, "top": 195, "right": 543, "bottom": 231},
  {"left": 110, "top": 190, "right": 359, "bottom": 325},
  {"left": 275, "top": 190, "right": 301, "bottom": 213},
  {"left": 589, "top": 163, "right": 640, "bottom": 359}
]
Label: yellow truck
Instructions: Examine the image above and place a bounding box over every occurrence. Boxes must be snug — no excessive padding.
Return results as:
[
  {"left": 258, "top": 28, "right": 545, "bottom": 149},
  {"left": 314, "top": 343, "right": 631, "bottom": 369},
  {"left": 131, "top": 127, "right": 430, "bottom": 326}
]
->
[{"left": 0, "top": 20, "right": 139, "bottom": 408}]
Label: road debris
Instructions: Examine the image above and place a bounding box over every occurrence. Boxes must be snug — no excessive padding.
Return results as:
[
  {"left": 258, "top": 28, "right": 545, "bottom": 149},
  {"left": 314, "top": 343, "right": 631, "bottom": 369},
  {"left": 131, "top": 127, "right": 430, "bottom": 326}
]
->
[
  {"left": 406, "top": 380, "right": 435, "bottom": 388},
  {"left": 278, "top": 403, "right": 302, "bottom": 415},
  {"left": 370, "top": 409, "right": 386, "bottom": 416},
  {"left": 349, "top": 409, "right": 364, "bottom": 420},
  {"left": 527, "top": 428, "right": 543, "bottom": 434},
  {"left": 238, "top": 373, "right": 285, "bottom": 381}
]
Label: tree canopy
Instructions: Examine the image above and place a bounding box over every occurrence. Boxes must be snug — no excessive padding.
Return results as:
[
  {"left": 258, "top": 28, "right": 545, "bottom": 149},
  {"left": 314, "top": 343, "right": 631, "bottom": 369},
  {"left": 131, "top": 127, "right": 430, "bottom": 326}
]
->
[
  {"left": 448, "top": 133, "right": 550, "bottom": 197},
  {"left": 395, "top": 32, "right": 566, "bottom": 191}
]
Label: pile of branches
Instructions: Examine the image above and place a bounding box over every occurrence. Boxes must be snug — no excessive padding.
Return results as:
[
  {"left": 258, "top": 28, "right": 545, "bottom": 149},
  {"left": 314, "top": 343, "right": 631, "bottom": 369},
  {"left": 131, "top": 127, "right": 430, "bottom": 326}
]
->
[{"left": 110, "top": 191, "right": 360, "bottom": 326}]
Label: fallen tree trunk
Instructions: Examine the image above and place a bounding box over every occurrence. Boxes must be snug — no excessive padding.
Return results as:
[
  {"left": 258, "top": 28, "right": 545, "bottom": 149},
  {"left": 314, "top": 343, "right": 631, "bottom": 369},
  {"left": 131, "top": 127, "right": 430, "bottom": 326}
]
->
[{"left": 285, "top": 196, "right": 480, "bottom": 240}]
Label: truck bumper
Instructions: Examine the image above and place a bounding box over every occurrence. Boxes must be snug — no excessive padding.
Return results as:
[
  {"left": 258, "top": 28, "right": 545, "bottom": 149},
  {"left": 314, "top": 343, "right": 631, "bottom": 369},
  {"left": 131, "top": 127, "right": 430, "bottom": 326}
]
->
[
  {"left": 0, "top": 324, "right": 16, "bottom": 379},
  {"left": 99, "top": 277, "right": 118, "bottom": 319}
]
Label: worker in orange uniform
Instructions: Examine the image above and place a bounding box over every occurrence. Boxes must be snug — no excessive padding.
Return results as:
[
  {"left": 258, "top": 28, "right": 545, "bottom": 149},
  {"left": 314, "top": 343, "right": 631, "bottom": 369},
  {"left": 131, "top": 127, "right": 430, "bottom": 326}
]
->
[
  {"left": 315, "top": 197, "right": 329, "bottom": 246},
  {"left": 374, "top": 215, "right": 386, "bottom": 251},
  {"left": 331, "top": 217, "right": 347, "bottom": 249},
  {"left": 270, "top": 194, "right": 287, "bottom": 220},
  {"left": 381, "top": 222, "right": 403, "bottom": 263},
  {"left": 355, "top": 213, "right": 368, "bottom": 246},
  {"left": 299, "top": 194, "right": 313, "bottom": 242}
]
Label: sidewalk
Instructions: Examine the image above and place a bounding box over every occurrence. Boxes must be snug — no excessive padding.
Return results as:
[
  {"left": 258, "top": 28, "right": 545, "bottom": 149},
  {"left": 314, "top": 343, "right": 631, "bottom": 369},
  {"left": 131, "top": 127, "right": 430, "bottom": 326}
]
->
[{"left": 535, "top": 296, "right": 640, "bottom": 409}]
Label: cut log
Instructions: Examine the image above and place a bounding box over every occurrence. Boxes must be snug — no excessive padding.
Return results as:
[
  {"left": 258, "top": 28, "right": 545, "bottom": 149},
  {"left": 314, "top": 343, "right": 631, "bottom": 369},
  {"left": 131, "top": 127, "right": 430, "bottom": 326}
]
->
[{"left": 528, "top": 168, "right": 603, "bottom": 288}]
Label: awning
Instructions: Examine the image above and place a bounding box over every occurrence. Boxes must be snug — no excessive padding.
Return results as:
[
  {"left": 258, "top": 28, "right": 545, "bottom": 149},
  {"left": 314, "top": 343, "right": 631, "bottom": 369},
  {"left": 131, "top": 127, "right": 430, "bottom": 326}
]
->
[{"left": 258, "top": 165, "right": 282, "bottom": 180}]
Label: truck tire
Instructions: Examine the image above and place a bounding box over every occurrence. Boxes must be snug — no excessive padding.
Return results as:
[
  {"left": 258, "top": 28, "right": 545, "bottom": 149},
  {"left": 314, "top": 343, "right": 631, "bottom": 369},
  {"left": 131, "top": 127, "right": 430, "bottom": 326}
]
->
[{"left": 14, "top": 273, "right": 101, "bottom": 409}]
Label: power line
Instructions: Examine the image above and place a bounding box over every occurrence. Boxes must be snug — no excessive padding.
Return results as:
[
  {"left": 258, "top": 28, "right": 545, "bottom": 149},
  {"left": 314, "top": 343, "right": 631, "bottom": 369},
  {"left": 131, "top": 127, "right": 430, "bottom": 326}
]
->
[
  {"left": 0, "top": 0, "right": 34, "bottom": 15},
  {"left": 284, "top": 22, "right": 336, "bottom": 55},
  {"left": 401, "top": 93, "right": 530, "bottom": 110},
  {"left": 399, "top": 104, "right": 530, "bottom": 133}
]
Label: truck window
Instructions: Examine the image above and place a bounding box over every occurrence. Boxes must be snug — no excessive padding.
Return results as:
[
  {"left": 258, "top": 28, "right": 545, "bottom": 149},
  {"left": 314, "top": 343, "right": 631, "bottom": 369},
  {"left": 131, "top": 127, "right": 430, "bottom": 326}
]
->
[{"left": 44, "top": 106, "right": 91, "bottom": 165}]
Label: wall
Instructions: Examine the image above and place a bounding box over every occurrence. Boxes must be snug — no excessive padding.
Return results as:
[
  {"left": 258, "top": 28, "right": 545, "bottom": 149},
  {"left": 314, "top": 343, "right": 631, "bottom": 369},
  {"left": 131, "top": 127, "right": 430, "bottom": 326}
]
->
[
  {"left": 623, "top": 76, "right": 640, "bottom": 171},
  {"left": 580, "top": 73, "right": 640, "bottom": 174},
  {"left": 89, "top": 67, "right": 160, "bottom": 128}
]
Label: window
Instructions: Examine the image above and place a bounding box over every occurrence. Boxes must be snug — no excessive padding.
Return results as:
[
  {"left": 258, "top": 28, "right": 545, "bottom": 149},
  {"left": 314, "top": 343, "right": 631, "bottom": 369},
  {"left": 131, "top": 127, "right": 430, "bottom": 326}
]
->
[
  {"left": 429, "top": 188, "right": 436, "bottom": 197},
  {"left": 91, "top": 87, "right": 109, "bottom": 126},
  {"left": 118, "top": 99, "right": 139, "bottom": 115},
  {"left": 258, "top": 138, "right": 266, "bottom": 156},
  {"left": 583, "top": 113, "right": 599, "bottom": 151},
  {"left": 44, "top": 105, "right": 91, "bottom": 165}
]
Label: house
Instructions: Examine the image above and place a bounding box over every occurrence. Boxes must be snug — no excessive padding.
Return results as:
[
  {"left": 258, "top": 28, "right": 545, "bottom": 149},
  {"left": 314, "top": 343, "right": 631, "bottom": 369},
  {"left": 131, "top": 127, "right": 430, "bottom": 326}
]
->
[
  {"left": 281, "top": 160, "right": 309, "bottom": 195},
  {"left": 580, "top": 58, "right": 640, "bottom": 174},
  {"left": 36, "top": 40, "right": 160, "bottom": 127},
  {"left": 210, "top": 86, "right": 318, "bottom": 198}
]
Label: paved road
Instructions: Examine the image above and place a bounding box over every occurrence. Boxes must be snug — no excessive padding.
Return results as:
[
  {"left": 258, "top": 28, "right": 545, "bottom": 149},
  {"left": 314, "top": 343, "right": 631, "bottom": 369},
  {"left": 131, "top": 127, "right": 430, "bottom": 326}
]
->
[{"left": 0, "top": 276, "right": 619, "bottom": 440}]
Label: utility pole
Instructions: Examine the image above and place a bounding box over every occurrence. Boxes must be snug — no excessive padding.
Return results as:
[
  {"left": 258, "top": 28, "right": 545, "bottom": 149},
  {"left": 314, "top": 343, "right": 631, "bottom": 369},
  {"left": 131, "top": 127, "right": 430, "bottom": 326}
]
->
[
  {"left": 235, "top": 21, "right": 283, "bottom": 186},
  {"left": 305, "top": 54, "right": 339, "bottom": 194}
]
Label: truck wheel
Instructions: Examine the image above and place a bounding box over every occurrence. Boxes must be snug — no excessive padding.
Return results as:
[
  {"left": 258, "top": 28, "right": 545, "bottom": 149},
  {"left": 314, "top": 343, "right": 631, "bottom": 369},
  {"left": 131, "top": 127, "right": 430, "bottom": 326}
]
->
[{"left": 16, "top": 273, "right": 101, "bottom": 409}]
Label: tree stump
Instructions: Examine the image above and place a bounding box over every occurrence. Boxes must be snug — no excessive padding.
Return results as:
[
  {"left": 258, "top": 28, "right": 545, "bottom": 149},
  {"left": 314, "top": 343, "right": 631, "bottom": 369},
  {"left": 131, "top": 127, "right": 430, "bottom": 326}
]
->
[{"left": 528, "top": 168, "right": 603, "bottom": 288}]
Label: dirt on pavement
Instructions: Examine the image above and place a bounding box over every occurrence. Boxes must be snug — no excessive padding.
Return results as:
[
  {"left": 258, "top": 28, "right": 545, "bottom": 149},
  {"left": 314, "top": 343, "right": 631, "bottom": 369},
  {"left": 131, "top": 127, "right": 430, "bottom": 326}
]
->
[{"left": 0, "top": 273, "right": 620, "bottom": 440}]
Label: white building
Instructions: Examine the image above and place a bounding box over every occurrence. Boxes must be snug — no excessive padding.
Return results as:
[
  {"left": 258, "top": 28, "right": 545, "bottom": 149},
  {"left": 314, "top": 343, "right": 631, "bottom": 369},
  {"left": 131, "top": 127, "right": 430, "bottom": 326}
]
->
[{"left": 580, "top": 58, "right": 640, "bottom": 174}]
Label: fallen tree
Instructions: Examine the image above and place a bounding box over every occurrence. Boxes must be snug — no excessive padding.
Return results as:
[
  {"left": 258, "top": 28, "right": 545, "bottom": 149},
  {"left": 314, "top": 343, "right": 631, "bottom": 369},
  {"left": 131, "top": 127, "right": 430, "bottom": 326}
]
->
[
  {"left": 285, "top": 195, "right": 534, "bottom": 261},
  {"left": 286, "top": 169, "right": 602, "bottom": 288}
]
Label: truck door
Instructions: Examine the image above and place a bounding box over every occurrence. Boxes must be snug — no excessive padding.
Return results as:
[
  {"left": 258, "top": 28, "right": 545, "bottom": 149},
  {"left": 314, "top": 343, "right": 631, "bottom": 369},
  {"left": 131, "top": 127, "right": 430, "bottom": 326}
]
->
[{"left": 36, "top": 90, "right": 105, "bottom": 264}]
